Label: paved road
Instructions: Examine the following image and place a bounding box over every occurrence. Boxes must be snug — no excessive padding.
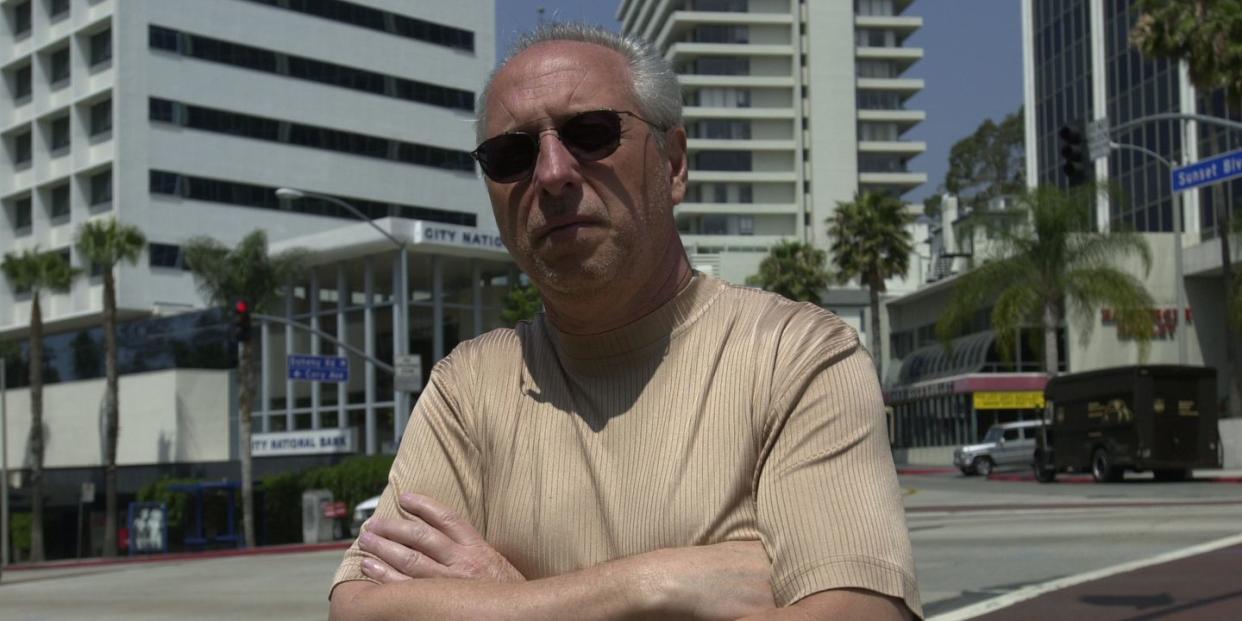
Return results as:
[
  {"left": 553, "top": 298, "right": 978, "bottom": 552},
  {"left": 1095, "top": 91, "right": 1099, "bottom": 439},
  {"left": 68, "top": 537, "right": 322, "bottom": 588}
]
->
[{"left": 1, "top": 468, "right": 1238, "bottom": 620}]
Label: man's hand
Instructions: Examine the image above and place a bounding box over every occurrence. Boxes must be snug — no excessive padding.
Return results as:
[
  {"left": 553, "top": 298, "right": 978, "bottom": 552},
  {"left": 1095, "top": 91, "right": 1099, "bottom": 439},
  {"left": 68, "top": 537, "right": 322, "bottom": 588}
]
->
[
  {"left": 357, "top": 492, "right": 525, "bottom": 584},
  {"left": 643, "top": 540, "right": 776, "bottom": 620}
]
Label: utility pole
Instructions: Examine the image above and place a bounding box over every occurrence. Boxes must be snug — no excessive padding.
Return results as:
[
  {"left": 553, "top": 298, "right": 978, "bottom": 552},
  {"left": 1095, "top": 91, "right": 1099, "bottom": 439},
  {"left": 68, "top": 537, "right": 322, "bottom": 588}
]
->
[{"left": 1, "top": 356, "right": 8, "bottom": 575}]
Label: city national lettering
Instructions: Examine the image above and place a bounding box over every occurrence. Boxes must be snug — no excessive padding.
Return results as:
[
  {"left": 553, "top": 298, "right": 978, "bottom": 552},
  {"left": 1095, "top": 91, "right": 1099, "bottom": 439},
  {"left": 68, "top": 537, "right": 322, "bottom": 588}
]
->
[
  {"left": 252, "top": 429, "right": 357, "bottom": 457},
  {"left": 422, "top": 225, "right": 506, "bottom": 250},
  {"left": 1100, "top": 307, "right": 1192, "bottom": 340}
]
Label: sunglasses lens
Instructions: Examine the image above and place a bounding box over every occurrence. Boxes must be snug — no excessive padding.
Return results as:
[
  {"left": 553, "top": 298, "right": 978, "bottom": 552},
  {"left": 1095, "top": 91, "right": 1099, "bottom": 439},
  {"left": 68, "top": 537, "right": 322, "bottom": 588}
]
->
[
  {"left": 475, "top": 133, "right": 537, "bottom": 182},
  {"left": 561, "top": 111, "right": 622, "bottom": 161}
]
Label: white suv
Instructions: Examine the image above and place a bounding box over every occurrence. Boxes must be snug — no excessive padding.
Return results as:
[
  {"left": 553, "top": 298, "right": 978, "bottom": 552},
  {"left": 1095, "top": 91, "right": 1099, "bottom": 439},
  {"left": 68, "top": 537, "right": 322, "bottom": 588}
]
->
[
  {"left": 953, "top": 420, "right": 1043, "bottom": 476},
  {"left": 350, "top": 495, "right": 381, "bottom": 537}
]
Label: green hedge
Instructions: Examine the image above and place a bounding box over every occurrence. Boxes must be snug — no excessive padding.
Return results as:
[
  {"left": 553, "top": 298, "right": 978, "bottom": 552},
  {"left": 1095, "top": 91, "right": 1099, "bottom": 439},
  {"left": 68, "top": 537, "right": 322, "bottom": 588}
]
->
[{"left": 9, "top": 512, "right": 31, "bottom": 561}]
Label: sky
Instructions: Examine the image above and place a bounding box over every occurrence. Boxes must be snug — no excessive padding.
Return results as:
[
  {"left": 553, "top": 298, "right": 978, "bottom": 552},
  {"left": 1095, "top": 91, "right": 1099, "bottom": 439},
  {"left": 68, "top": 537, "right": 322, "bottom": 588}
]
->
[{"left": 493, "top": 0, "right": 1024, "bottom": 204}]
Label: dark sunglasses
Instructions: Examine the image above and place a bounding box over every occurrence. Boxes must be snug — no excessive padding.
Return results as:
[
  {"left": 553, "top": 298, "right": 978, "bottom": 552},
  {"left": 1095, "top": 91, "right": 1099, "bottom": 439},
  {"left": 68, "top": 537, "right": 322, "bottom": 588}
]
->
[{"left": 471, "top": 109, "right": 662, "bottom": 183}]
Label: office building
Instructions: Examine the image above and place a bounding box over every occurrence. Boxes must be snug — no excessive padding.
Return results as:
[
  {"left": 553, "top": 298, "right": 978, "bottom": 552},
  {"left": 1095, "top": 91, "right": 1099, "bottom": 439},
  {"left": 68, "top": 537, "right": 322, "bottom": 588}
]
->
[{"left": 0, "top": 0, "right": 503, "bottom": 557}]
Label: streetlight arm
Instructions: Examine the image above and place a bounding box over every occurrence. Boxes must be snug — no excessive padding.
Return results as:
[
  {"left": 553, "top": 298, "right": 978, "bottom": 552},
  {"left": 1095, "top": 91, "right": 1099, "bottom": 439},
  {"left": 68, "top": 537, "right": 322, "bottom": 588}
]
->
[
  {"left": 1109, "top": 140, "right": 1174, "bottom": 169},
  {"left": 276, "top": 188, "right": 406, "bottom": 250}
]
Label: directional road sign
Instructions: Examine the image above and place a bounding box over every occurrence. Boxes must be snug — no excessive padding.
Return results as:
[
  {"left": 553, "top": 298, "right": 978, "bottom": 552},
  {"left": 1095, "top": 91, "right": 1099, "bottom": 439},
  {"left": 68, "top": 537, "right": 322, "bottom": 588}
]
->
[
  {"left": 1171, "top": 148, "right": 1242, "bottom": 192},
  {"left": 1086, "top": 118, "right": 1111, "bottom": 161},
  {"left": 287, "top": 354, "right": 349, "bottom": 382}
]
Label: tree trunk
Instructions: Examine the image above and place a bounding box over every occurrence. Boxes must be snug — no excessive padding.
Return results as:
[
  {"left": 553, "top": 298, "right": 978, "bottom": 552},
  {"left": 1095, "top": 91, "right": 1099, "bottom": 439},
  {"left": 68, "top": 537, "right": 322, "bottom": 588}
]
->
[
  {"left": 102, "top": 268, "right": 119, "bottom": 558},
  {"left": 868, "top": 278, "right": 883, "bottom": 380},
  {"left": 240, "top": 339, "right": 256, "bottom": 548},
  {"left": 28, "top": 294, "right": 45, "bottom": 563},
  {"left": 1043, "top": 303, "right": 1059, "bottom": 377}
]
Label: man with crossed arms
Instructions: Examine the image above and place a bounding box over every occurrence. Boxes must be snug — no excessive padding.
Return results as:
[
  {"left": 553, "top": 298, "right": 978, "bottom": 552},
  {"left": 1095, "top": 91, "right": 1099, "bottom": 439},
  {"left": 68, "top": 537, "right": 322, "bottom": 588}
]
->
[{"left": 329, "top": 23, "right": 921, "bottom": 621}]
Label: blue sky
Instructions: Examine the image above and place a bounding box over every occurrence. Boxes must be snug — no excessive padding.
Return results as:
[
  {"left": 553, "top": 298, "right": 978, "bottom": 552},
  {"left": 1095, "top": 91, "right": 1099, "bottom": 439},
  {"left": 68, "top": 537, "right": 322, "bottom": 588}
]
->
[{"left": 493, "top": 0, "right": 1024, "bottom": 203}]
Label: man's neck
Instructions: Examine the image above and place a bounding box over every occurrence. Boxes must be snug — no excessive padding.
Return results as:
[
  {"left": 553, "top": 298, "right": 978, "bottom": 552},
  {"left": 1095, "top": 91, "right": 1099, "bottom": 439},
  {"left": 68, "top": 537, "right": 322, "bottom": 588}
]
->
[{"left": 544, "top": 243, "right": 694, "bottom": 336}]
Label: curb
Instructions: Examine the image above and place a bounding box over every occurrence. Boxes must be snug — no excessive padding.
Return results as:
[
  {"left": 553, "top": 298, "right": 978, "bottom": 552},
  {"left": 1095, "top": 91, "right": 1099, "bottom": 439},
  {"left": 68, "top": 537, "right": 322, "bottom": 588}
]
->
[{"left": 4, "top": 540, "right": 351, "bottom": 572}]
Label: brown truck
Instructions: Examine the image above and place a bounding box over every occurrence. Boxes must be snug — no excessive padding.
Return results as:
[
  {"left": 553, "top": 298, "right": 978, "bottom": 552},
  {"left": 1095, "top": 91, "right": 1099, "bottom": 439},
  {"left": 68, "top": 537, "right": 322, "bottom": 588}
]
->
[{"left": 1034, "top": 365, "right": 1221, "bottom": 483}]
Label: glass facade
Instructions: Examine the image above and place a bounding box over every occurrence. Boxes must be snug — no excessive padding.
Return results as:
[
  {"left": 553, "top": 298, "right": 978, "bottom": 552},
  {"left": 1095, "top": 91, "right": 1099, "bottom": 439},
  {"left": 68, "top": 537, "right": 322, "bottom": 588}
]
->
[
  {"left": 1033, "top": 0, "right": 1094, "bottom": 192},
  {"left": 240, "top": 0, "right": 475, "bottom": 52},
  {"left": 1195, "top": 89, "right": 1242, "bottom": 239}
]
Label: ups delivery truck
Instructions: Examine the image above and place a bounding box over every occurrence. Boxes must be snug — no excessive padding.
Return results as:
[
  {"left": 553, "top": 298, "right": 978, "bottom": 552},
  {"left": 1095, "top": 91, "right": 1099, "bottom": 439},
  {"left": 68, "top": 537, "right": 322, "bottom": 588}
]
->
[{"left": 1034, "top": 365, "right": 1221, "bottom": 483}]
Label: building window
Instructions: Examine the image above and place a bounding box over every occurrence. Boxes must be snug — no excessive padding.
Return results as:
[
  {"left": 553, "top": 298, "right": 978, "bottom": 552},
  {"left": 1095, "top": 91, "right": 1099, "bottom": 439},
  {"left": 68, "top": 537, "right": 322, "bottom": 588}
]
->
[
  {"left": 702, "top": 215, "right": 728, "bottom": 235},
  {"left": 858, "top": 122, "right": 899, "bottom": 141},
  {"left": 689, "top": 25, "right": 748, "bottom": 44},
  {"left": 47, "top": 0, "right": 68, "bottom": 19},
  {"left": 12, "top": 131, "right": 32, "bottom": 166},
  {"left": 738, "top": 215, "right": 754, "bottom": 235},
  {"left": 148, "top": 25, "right": 474, "bottom": 112},
  {"left": 50, "top": 115, "right": 70, "bottom": 152},
  {"left": 11, "top": 1, "right": 31, "bottom": 37},
  {"left": 238, "top": 0, "right": 475, "bottom": 52},
  {"left": 689, "top": 120, "right": 752, "bottom": 140},
  {"left": 149, "top": 243, "right": 183, "bottom": 269},
  {"left": 679, "top": 57, "right": 749, "bottom": 76},
  {"left": 90, "top": 29, "right": 112, "bottom": 66},
  {"left": 694, "top": 151, "right": 752, "bottom": 171},
  {"left": 690, "top": 0, "right": 747, "bottom": 11},
  {"left": 855, "top": 0, "right": 895, "bottom": 16},
  {"left": 90, "top": 99, "right": 112, "bottom": 136},
  {"left": 857, "top": 91, "right": 906, "bottom": 110},
  {"left": 149, "top": 97, "right": 475, "bottom": 173},
  {"left": 150, "top": 169, "right": 477, "bottom": 227},
  {"left": 12, "top": 63, "right": 32, "bottom": 100},
  {"left": 858, "top": 153, "right": 907, "bottom": 173},
  {"left": 50, "top": 47, "right": 71, "bottom": 85},
  {"left": 857, "top": 60, "right": 898, "bottom": 78},
  {"left": 49, "top": 183, "right": 70, "bottom": 219},
  {"left": 12, "top": 196, "right": 32, "bottom": 231},
  {"left": 855, "top": 29, "right": 897, "bottom": 48},
  {"left": 91, "top": 170, "right": 112, "bottom": 205}
]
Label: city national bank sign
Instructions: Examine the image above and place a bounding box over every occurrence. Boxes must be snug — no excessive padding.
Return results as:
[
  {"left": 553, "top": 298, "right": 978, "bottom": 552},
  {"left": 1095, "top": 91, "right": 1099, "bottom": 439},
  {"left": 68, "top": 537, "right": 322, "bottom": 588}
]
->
[
  {"left": 253, "top": 429, "right": 358, "bottom": 457},
  {"left": 415, "top": 222, "right": 508, "bottom": 255}
]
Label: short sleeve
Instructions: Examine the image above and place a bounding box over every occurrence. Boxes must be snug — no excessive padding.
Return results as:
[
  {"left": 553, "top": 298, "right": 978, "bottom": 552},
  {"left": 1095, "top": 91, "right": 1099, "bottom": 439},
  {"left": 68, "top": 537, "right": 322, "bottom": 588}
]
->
[
  {"left": 756, "top": 328, "right": 922, "bottom": 618},
  {"left": 330, "top": 351, "right": 483, "bottom": 597}
]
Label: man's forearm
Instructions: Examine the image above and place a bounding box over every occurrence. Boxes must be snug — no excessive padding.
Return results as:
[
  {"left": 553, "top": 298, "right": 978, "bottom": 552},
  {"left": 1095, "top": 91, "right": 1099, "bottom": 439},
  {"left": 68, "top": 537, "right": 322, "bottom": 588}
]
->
[{"left": 330, "top": 554, "right": 661, "bottom": 621}]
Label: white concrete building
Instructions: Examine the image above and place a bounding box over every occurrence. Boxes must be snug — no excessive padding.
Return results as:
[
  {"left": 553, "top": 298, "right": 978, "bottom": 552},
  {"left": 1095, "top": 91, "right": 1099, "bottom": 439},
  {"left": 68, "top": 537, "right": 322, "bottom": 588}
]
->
[
  {"left": 616, "top": 0, "right": 927, "bottom": 296},
  {"left": 0, "top": 0, "right": 505, "bottom": 557}
]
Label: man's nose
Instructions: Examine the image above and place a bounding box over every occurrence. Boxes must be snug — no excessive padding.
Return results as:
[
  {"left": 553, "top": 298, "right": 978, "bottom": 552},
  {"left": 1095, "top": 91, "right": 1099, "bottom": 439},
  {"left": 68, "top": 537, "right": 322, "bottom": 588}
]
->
[{"left": 531, "top": 131, "right": 581, "bottom": 196}]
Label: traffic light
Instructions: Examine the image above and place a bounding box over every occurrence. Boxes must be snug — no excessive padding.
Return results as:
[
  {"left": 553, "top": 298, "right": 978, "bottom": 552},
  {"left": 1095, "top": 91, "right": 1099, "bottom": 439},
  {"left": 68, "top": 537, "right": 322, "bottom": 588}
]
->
[
  {"left": 232, "top": 298, "right": 252, "bottom": 345},
  {"left": 1058, "top": 122, "right": 1089, "bottom": 187}
]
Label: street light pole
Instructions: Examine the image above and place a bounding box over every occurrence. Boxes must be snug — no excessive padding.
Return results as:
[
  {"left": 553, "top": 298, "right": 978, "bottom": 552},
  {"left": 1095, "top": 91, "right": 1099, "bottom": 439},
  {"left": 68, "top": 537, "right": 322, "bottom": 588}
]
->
[
  {"left": 1108, "top": 141, "right": 1187, "bottom": 365},
  {"left": 2, "top": 356, "right": 9, "bottom": 570},
  {"left": 275, "top": 188, "right": 411, "bottom": 450}
]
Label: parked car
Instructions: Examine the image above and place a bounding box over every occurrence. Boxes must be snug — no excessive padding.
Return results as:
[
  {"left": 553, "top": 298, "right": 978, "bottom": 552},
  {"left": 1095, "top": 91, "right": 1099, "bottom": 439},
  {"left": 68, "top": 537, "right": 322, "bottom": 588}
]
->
[
  {"left": 350, "top": 495, "right": 381, "bottom": 537},
  {"left": 953, "top": 420, "right": 1043, "bottom": 476}
]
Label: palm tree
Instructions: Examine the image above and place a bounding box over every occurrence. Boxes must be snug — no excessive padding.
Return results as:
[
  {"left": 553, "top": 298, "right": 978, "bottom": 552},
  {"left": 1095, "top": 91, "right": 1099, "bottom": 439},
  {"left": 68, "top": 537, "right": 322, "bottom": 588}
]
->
[
  {"left": 183, "top": 230, "right": 308, "bottom": 548},
  {"left": 828, "top": 192, "right": 915, "bottom": 378},
  {"left": 2, "top": 248, "right": 80, "bottom": 562},
  {"left": 75, "top": 217, "right": 146, "bottom": 558},
  {"left": 745, "top": 240, "right": 831, "bottom": 303},
  {"left": 501, "top": 280, "right": 543, "bottom": 327},
  {"left": 935, "top": 185, "right": 1157, "bottom": 377}
]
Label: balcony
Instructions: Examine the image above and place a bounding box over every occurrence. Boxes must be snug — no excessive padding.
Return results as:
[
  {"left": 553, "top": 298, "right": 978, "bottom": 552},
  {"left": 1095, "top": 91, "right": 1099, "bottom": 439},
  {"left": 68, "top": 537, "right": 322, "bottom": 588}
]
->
[
  {"left": 858, "top": 140, "right": 926, "bottom": 156},
  {"left": 857, "top": 108, "right": 925, "bottom": 130},
  {"left": 679, "top": 74, "right": 794, "bottom": 89},
  {"left": 667, "top": 42, "right": 794, "bottom": 61},
  {"left": 684, "top": 106, "right": 797, "bottom": 120},
  {"left": 676, "top": 202, "right": 799, "bottom": 216},
  {"left": 854, "top": 14, "right": 922, "bottom": 33},
  {"left": 858, "top": 171, "right": 928, "bottom": 188},
  {"left": 856, "top": 77, "right": 924, "bottom": 97},
  {"left": 855, "top": 46, "right": 923, "bottom": 72},
  {"left": 687, "top": 138, "right": 795, "bottom": 152},
  {"left": 657, "top": 10, "right": 792, "bottom": 50},
  {"left": 690, "top": 170, "right": 797, "bottom": 183}
]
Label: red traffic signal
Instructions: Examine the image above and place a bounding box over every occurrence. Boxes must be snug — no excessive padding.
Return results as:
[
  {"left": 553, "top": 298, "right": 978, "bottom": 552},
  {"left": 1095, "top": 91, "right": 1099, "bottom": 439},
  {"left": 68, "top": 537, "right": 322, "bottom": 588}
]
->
[{"left": 232, "top": 298, "right": 253, "bottom": 345}]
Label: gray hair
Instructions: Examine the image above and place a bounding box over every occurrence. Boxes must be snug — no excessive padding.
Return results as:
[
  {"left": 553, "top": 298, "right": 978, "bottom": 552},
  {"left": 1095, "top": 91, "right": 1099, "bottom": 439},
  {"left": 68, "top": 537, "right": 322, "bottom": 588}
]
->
[{"left": 476, "top": 22, "right": 683, "bottom": 148}]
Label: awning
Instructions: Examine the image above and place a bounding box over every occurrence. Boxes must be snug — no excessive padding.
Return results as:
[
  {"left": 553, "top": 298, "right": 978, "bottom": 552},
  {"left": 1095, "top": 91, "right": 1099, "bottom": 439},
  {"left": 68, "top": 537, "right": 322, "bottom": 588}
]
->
[{"left": 896, "top": 331, "right": 996, "bottom": 385}]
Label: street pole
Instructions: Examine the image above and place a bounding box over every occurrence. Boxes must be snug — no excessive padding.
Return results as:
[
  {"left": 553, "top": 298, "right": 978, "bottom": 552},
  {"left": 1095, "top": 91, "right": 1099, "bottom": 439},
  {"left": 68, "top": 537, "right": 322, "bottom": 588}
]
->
[
  {"left": 1109, "top": 141, "right": 1187, "bottom": 364},
  {"left": 274, "top": 188, "right": 411, "bottom": 452},
  {"left": 1, "top": 356, "right": 8, "bottom": 570}
]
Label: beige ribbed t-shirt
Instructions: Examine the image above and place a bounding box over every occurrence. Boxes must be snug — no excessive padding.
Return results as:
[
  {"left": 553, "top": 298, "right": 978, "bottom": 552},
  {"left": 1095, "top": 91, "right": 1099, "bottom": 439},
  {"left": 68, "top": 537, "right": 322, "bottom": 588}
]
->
[{"left": 332, "top": 274, "right": 922, "bottom": 617}]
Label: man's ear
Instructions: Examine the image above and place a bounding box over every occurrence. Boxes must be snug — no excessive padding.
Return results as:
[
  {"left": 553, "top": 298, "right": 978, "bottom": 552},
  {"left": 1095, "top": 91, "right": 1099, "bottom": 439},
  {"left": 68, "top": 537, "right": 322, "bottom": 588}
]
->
[{"left": 665, "top": 126, "right": 689, "bottom": 205}]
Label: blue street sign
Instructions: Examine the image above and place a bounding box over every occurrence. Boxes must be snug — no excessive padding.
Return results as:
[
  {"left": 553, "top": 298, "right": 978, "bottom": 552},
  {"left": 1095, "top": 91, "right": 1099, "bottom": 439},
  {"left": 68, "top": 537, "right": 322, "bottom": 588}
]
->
[
  {"left": 1171, "top": 148, "right": 1242, "bottom": 192},
  {"left": 287, "top": 354, "right": 349, "bottom": 382}
]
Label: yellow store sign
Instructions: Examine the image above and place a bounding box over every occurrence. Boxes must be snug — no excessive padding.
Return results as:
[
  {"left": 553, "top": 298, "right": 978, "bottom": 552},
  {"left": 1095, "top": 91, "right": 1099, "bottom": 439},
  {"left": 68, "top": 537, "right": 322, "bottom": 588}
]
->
[{"left": 973, "top": 391, "right": 1045, "bottom": 410}]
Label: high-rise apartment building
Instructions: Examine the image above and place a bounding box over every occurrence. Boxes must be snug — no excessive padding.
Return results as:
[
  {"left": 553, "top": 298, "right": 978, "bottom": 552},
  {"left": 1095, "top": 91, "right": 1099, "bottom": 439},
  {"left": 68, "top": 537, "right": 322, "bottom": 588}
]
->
[{"left": 617, "top": 0, "right": 926, "bottom": 287}]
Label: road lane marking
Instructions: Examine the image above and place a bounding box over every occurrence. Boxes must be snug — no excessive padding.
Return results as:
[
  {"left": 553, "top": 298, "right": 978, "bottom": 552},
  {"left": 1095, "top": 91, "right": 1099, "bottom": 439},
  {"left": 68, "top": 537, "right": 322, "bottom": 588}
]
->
[{"left": 926, "top": 531, "right": 1242, "bottom": 621}]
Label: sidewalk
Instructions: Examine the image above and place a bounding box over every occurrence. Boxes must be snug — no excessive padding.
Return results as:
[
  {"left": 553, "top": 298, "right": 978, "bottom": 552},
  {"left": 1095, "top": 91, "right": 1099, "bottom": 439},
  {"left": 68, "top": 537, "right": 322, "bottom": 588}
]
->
[{"left": 3, "top": 540, "right": 350, "bottom": 573}]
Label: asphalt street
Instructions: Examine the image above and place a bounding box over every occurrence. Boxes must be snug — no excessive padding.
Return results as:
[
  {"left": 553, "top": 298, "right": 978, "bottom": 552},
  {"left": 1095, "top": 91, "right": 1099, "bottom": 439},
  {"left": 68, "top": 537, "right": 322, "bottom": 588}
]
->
[{"left": 0, "top": 467, "right": 1238, "bottom": 621}]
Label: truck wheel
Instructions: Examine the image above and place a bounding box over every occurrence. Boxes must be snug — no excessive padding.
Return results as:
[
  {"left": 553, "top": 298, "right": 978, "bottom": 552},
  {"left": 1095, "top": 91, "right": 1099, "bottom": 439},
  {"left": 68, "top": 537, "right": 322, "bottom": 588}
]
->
[
  {"left": 1092, "top": 448, "right": 1122, "bottom": 483},
  {"left": 959, "top": 467, "right": 976, "bottom": 476},
  {"left": 1154, "top": 469, "right": 1188, "bottom": 482},
  {"left": 973, "top": 456, "right": 995, "bottom": 477},
  {"left": 1034, "top": 465, "right": 1057, "bottom": 483}
]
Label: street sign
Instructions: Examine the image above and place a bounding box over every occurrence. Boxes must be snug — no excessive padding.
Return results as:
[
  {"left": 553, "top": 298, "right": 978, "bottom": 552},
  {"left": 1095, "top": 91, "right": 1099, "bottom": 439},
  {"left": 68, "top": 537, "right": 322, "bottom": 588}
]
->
[
  {"left": 1086, "top": 118, "right": 1110, "bottom": 161},
  {"left": 80, "top": 481, "right": 95, "bottom": 503},
  {"left": 1171, "top": 148, "right": 1242, "bottom": 192},
  {"left": 287, "top": 354, "right": 349, "bottom": 382},
  {"left": 394, "top": 354, "right": 423, "bottom": 392}
]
